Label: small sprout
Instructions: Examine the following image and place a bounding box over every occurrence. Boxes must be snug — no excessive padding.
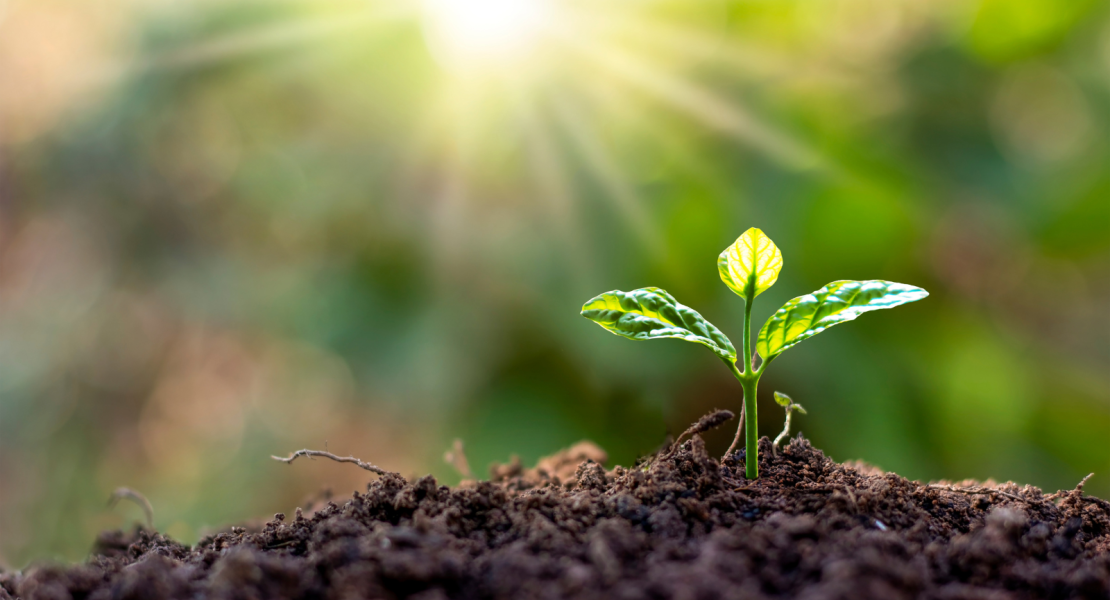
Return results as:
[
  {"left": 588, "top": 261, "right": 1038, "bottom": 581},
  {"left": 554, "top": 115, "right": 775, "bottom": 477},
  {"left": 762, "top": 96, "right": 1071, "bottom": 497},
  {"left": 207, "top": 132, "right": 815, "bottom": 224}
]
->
[
  {"left": 581, "top": 227, "right": 928, "bottom": 479},
  {"left": 772, "top": 391, "right": 806, "bottom": 456},
  {"left": 444, "top": 438, "right": 473, "bottom": 478},
  {"left": 108, "top": 487, "right": 154, "bottom": 530}
]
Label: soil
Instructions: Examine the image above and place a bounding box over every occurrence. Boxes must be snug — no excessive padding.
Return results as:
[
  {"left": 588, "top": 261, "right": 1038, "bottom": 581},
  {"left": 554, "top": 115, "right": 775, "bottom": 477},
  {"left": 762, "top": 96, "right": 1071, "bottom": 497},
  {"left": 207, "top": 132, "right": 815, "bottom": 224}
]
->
[{"left": 3, "top": 434, "right": 1108, "bottom": 600}]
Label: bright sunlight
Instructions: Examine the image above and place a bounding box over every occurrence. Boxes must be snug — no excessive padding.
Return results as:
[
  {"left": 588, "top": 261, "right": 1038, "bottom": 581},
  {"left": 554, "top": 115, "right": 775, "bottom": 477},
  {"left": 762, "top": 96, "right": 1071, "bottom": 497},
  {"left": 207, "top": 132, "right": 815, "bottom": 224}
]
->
[{"left": 420, "top": 0, "right": 552, "bottom": 71}]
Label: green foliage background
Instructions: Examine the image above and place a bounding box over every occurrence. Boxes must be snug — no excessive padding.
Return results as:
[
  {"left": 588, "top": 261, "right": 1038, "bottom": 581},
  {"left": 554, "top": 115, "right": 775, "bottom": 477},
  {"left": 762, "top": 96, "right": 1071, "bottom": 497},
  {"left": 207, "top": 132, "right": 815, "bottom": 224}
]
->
[{"left": 1, "top": 0, "right": 1107, "bottom": 567}]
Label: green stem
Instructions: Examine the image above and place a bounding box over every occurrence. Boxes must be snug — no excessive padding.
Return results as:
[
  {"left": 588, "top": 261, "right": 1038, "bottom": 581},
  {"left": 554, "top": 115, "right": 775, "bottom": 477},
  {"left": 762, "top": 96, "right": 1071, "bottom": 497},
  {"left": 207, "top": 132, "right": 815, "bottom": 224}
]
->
[
  {"left": 725, "top": 361, "right": 760, "bottom": 479},
  {"left": 742, "top": 292, "right": 759, "bottom": 478},
  {"left": 740, "top": 375, "right": 759, "bottom": 479}
]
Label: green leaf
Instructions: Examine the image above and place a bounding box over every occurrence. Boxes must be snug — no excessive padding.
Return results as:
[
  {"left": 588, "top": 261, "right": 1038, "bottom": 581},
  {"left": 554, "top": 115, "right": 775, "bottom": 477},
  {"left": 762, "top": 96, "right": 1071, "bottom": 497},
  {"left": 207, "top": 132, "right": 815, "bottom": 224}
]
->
[
  {"left": 757, "top": 280, "right": 928, "bottom": 360},
  {"left": 581, "top": 287, "right": 737, "bottom": 361},
  {"left": 774, "top": 391, "right": 806, "bottom": 414},
  {"left": 773, "top": 391, "right": 793, "bottom": 407},
  {"left": 718, "top": 228, "right": 783, "bottom": 300}
]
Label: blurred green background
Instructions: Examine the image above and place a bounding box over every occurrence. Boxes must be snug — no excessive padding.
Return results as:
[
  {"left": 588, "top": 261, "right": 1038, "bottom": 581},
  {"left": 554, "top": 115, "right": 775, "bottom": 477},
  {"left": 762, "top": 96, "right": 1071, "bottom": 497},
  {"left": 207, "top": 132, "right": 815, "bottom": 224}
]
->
[{"left": 2, "top": 0, "right": 1108, "bottom": 568}]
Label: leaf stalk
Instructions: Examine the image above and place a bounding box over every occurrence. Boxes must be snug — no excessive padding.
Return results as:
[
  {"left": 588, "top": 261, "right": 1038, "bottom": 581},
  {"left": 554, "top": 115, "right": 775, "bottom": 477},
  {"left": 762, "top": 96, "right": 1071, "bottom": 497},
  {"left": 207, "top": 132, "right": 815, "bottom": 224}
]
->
[{"left": 741, "top": 296, "right": 754, "bottom": 375}]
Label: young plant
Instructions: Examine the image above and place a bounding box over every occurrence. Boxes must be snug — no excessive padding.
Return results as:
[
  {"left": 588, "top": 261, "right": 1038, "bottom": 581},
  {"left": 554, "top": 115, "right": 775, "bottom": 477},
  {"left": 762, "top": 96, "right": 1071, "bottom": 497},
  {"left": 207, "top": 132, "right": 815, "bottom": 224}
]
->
[
  {"left": 771, "top": 391, "right": 806, "bottom": 457},
  {"left": 580, "top": 228, "right": 928, "bottom": 479}
]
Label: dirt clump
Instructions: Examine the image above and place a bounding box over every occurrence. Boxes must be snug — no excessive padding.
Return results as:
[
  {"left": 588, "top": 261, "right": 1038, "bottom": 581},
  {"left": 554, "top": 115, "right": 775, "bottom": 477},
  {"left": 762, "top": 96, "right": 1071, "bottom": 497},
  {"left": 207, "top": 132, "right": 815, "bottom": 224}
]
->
[{"left": 2, "top": 436, "right": 1108, "bottom": 600}]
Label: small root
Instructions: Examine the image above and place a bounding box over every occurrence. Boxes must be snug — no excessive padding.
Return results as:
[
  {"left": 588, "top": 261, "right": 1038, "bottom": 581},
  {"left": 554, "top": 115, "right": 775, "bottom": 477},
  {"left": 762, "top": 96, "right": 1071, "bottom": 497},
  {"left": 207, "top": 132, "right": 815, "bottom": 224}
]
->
[
  {"left": 272, "top": 449, "right": 394, "bottom": 476},
  {"left": 108, "top": 487, "right": 154, "bottom": 530}
]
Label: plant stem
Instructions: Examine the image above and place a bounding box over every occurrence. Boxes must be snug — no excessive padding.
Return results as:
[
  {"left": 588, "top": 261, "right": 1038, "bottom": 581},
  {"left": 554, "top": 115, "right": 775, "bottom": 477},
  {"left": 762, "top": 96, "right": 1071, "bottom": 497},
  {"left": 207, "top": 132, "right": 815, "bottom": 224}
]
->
[
  {"left": 773, "top": 408, "right": 793, "bottom": 456},
  {"left": 740, "top": 375, "right": 759, "bottom": 479},
  {"left": 719, "top": 294, "right": 763, "bottom": 478},
  {"left": 741, "top": 293, "right": 759, "bottom": 479},
  {"left": 724, "top": 360, "right": 760, "bottom": 479}
]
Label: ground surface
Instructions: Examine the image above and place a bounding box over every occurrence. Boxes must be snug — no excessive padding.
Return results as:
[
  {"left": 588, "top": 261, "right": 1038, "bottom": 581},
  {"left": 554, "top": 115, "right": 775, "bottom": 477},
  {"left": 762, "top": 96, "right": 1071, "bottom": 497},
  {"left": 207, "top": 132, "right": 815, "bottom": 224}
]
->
[{"left": 3, "top": 435, "right": 1108, "bottom": 600}]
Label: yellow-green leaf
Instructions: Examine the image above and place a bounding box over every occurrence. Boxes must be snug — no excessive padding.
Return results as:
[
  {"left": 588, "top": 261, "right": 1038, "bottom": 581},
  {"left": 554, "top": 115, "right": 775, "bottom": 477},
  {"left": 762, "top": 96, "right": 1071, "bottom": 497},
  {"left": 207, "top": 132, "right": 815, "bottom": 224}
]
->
[
  {"left": 773, "top": 391, "right": 806, "bottom": 414},
  {"left": 581, "top": 288, "right": 737, "bottom": 361},
  {"left": 718, "top": 228, "right": 783, "bottom": 300},
  {"left": 757, "top": 280, "right": 928, "bottom": 360}
]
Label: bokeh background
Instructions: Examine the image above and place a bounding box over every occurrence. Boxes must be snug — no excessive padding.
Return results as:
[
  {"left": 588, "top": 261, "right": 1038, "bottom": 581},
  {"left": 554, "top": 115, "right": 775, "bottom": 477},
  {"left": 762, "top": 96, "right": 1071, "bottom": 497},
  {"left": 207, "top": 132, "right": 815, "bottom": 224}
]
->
[{"left": 2, "top": 0, "right": 1108, "bottom": 567}]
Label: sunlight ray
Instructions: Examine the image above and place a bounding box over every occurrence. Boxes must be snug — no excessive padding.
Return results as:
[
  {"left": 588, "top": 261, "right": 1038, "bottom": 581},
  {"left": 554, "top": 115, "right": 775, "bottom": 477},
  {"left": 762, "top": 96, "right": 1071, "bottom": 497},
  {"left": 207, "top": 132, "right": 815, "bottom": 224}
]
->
[
  {"left": 572, "top": 75, "right": 728, "bottom": 194},
  {"left": 517, "top": 100, "right": 592, "bottom": 288},
  {"left": 426, "top": 88, "right": 476, "bottom": 283},
  {"left": 556, "top": 36, "right": 824, "bottom": 172},
  {"left": 95, "top": 2, "right": 416, "bottom": 83},
  {"left": 148, "top": 7, "right": 414, "bottom": 71},
  {"left": 577, "top": 11, "right": 792, "bottom": 80},
  {"left": 550, "top": 98, "right": 668, "bottom": 263}
]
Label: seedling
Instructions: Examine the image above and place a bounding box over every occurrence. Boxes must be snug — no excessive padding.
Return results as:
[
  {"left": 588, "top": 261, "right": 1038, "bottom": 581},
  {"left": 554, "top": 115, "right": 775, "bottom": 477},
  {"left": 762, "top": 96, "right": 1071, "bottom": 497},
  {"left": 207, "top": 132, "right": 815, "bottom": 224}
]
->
[
  {"left": 581, "top": 228, "right": 927, "bottom": 479},
  {"left": 771, "top": 391, "right": 806, "bottom": 457},
  {"left": 107, "top": 487, "right": 154, "bottom": 530}
]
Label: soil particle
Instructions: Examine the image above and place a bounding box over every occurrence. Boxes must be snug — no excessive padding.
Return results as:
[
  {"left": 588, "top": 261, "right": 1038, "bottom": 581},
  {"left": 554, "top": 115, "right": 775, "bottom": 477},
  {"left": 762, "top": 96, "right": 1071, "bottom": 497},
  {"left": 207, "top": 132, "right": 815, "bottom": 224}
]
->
[{"left": 3, "top": 436, "right": 1108, "bottom": 600}]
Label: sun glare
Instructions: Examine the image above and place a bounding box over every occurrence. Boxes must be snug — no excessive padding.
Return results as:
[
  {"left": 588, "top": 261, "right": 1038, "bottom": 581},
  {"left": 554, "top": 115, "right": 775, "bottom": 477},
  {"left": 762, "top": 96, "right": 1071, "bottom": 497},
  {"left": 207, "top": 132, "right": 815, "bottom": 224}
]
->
[{"left": 420, "top": 0, "right": 551, "bottom": 71}]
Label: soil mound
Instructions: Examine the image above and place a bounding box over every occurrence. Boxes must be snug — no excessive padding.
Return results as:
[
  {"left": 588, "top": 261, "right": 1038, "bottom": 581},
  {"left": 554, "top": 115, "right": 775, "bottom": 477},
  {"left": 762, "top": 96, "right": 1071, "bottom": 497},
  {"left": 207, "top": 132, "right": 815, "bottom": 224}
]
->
[{"left": 3, "top": 436, "right": 1108, "bottom": 600}]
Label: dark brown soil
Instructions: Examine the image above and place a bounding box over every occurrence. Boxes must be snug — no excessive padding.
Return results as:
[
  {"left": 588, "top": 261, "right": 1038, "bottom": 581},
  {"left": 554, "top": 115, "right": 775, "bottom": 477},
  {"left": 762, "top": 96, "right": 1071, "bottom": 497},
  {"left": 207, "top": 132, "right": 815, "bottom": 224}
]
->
[{"left": 3, "top": 436, "right": 1108, "bottom": 600}]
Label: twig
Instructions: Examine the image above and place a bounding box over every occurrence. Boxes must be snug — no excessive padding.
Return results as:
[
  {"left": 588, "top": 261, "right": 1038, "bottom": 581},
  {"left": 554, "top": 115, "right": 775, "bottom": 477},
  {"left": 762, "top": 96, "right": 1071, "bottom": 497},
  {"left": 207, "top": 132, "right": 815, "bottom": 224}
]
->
[
  {"left": 724, "top": 403, "right": 745, "bottom": 459},
  {"left": 271, "top": 449, "right": 393, "bottom": 476},
  {"left": 928, "top": 484, "right": 1027, "bottom": 504},
  {"left": 664, "top": 410, "right": 734, "bottom": 459},
  {"left": 1047, "top": 473, "right": 1098, "bottom": 502},
  {"left": 108, "top": 487, "right": 154, "bottom": 530}
]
